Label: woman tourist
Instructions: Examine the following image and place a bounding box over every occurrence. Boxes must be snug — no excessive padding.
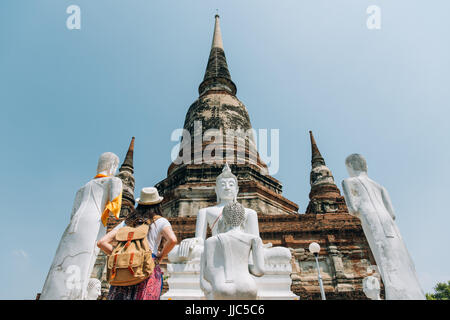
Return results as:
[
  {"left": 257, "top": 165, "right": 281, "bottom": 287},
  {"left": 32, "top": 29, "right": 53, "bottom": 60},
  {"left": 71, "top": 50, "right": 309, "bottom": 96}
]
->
[{"left": 97, "top": 187, "right": 177, "bottom": 300}]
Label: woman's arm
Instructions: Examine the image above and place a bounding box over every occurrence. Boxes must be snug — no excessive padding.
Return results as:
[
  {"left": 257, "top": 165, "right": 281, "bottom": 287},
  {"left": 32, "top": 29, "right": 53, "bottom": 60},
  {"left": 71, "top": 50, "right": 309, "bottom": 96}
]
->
[
  {"left": 157, "top": 225, "right": 178, "bottom": 260},
  {"left": 97, "top": 228, "right": 119, "bottom": 255}
]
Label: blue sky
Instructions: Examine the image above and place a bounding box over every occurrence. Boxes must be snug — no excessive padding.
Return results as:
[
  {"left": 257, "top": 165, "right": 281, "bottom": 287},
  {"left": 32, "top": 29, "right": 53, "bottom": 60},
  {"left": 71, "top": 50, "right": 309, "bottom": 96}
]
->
[{"left": 1, "top": 0, "right": 449, "bottom": 299}]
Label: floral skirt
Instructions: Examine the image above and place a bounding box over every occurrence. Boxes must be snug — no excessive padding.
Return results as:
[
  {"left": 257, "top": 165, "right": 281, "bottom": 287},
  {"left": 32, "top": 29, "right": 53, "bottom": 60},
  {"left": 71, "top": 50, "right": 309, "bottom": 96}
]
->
[{"left": 107, "top": 259, "right": 163, "bottom": 300}]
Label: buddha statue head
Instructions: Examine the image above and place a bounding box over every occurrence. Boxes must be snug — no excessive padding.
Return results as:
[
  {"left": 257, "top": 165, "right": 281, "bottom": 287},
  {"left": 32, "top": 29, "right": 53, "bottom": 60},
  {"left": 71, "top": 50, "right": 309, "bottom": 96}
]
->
[
  {"left": 222, "top": 201, "right": 246, "bottom": 230},
  {"left": 215, "top": 163, "right": 239, "bottom": 203},
  {"left": 86, "top": 278, "right": 102, "bottom": 300},
  {"left": 97, "top": 152, "right": 120, "bottom": 176},
  {"left": 345, "top": 153, "right": 368, "bottom": 178}
]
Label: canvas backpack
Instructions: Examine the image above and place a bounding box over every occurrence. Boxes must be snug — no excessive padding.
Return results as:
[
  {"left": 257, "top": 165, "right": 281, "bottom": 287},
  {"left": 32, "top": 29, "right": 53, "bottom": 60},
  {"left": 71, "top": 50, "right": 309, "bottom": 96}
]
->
[{"left": 107, "top": 215, "right": 161, "bottom": 286}]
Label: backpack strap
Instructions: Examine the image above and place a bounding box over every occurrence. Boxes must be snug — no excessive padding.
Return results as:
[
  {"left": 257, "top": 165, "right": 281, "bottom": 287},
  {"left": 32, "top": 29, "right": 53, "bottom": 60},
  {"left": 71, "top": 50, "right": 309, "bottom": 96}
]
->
[
  {"left": 127, "top": 252, "right": 135, "bottom": 276},
  {"left": 111, "top": 254, "right": 118, "bottom": 280},
  {"left": 124, "top": 231, "right": 135, "bottom": 249}
]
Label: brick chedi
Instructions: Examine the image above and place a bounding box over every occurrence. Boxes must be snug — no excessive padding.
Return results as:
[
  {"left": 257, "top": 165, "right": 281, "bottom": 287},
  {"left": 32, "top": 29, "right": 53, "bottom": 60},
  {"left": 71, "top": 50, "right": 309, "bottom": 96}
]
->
[
  {"left": 156, "top": 15, "right": 298, "bottom": 218},
  {"left": 305, "top": 131, "right": 348, "bottom": 214}
]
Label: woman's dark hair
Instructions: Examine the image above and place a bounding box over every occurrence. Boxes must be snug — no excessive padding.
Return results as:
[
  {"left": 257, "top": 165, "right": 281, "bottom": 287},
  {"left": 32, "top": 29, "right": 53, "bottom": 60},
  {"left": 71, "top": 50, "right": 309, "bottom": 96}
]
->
[{"left": 125, "top": 203, "right": 162, "bottom": 227}]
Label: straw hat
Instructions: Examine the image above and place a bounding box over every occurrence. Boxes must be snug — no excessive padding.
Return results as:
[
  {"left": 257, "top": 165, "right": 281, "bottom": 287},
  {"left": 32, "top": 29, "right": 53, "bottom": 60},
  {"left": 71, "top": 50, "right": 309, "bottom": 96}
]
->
[{"left": 136, "top": 187, "right": 163, "bottom": 205}]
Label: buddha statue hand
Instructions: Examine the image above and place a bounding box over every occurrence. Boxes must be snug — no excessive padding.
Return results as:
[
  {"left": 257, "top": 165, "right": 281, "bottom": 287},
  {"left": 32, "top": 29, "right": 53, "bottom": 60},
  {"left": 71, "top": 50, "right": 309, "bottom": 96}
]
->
[
  {"left": 179, "top": 237, "right": 204, "bottom": 258},
  {"left": 260, "top": 241, "right": 291, "bottom": 264},
  {"left": 168, "top": 237, "right": 204, "bottom": 263},
  {"left": 263, "top": 242, "right": 273, "bottom": 248},
  {"left": 263, "top": 246, "right": 291, "bottom": 265}
]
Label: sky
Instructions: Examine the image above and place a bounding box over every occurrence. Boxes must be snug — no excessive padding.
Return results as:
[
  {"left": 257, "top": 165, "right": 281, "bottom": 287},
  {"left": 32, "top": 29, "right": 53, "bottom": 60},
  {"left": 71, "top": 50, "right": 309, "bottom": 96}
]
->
[{"left": 1, "top": 0, "right": 449, "bottom": 299}]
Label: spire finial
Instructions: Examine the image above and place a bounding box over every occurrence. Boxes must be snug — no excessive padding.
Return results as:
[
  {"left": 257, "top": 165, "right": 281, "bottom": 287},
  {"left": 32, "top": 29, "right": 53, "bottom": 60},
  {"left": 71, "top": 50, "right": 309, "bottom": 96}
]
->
[
  {"left": 223, "top": 162, "right": 231, "bottom": 173},
  {"left": 198, "top": 15, "right": 237, "bottom": 96},
  {"left": 216, "top": 162, "right": 237, "bottom": 183},
  {"left": 212, "top": 13, "right": 224, "bottom": 49}
]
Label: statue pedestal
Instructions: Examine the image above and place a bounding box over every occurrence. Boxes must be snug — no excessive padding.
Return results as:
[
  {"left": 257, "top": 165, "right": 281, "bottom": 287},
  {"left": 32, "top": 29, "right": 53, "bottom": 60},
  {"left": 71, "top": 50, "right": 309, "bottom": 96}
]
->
[
  {"left": 161, "top": 262, "right": 299, "bottom": 300},
  {"left": 254, "top": 263, "right": 299, "bottom": 300},
  {"left": 162, "top": 263, "right": 205, "bottom": 300}
]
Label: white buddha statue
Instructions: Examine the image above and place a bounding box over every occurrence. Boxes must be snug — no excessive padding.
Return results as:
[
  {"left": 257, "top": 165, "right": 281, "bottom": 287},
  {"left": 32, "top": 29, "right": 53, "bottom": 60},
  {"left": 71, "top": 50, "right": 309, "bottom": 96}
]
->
[
  {"left": 363, "top": 276, "right": 381, "bottom": 300},
  {"left": 40, "top": 152, "right": 123, "bottom": 300},
  {"left": 168, "top": 163, "right": 290, "bottom": 265},
  {"left": 86, "top": 278, "right": 102, "bottom": 300},
  {"left": 200, "top": 202, "right": 265, "bottom": 300},
  {"left": 342, "top": 154, "right": 425, "bottom": 300},
  {"left": 163, "top": 164, "right": 297, "bottom": 300},
  {"left": 362, "top": 266, "right": 382, "bottom": 300}
]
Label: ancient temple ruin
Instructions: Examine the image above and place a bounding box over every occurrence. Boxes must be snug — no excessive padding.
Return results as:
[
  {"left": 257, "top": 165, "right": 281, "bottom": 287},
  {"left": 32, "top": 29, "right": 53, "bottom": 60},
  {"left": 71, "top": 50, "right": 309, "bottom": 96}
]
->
[{"left": 94, "top": 15, "right": 380, "bottom": 300}]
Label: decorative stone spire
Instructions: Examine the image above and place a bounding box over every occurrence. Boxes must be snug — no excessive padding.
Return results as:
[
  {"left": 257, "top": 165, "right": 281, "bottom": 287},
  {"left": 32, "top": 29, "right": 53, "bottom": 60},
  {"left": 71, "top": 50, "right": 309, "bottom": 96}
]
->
[
  {"left": 156, "top": 16, "right": 299, "bottom": 218},
  {"left": 109, "top": 136, "right": 136, "bottom": 230},
  {"left": 306, "top": 131, "right": 348, "bottom": 214},
  {"left": 211, "top": 14, "right": 224, "bottom": 50},
  {"left": 199, "top": 15, "right": 237, "bottom": 96},
  {"left": 310, "top": 131, "right": 325, "bottom": 167},
  {"left": 119, "top": 136, "right": 135, "bottom": 174}
]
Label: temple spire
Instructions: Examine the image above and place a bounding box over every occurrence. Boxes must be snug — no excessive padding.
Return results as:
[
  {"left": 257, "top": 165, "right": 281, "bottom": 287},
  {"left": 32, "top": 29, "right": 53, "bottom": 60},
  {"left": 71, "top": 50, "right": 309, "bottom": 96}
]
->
[
  {"left": 116, "top": 136, "right": 136, "bottom": 216},
  {"left": 119, "top": 136, "right": 135, "bottom": 174},
  {"left": 211, "top": 14, "right": 224, "bottom": 50},
  {"left": 199, "top": 15, "right": 237, "bottom": 96},
  {"left": 309, "top": 131, "right": 325, "bottom": 167},
  {"left": 306, "top": 132, "right": 348, "bottom": 214}
]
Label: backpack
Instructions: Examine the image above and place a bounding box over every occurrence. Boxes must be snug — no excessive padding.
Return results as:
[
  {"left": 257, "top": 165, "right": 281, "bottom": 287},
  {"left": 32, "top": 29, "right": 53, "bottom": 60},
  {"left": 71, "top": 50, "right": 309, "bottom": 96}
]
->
[{"left": 107, "top": 215, "right": 161, "bottom": 286}]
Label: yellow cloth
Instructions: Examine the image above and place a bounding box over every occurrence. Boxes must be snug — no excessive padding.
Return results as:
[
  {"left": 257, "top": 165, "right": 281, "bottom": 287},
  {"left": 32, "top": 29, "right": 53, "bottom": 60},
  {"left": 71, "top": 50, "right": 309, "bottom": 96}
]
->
[
  {"left": 94, "top": 173, "right": 109, "bottom": 179},
  {"left": 101, "top": 192, "right": 122, "bottom": 227}
]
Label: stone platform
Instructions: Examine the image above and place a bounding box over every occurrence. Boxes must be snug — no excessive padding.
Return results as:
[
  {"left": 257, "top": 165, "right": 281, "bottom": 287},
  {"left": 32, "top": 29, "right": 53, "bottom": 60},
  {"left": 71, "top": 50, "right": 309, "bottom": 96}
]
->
[
  {"left": 161, "top": 261, "right": 299, "bottom": 300},
  {"left": 164, "top": 213, "right": 381, "bottom": 300}
]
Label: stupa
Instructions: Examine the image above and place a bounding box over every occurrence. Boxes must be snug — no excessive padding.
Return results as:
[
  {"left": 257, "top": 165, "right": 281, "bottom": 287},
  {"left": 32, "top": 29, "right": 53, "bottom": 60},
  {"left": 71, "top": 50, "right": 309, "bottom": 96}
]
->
[{"left": 155, "top": 15, "right": 298, "bottom": 218}]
